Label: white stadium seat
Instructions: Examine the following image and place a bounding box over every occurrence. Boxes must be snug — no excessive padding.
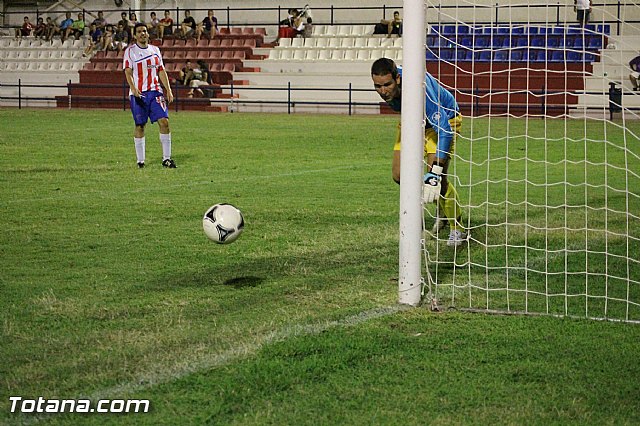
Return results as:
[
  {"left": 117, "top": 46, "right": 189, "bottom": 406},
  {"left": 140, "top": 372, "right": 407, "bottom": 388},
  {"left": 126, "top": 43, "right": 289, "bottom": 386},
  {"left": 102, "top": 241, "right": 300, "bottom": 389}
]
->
[
  {"left": 268, "top": 49, "right": 280, "bottom": 60},
  {"left": 318, "top": 49, "right": 331, "bottom": 60},
  {"left": 315, "top": 38, "right": 328, "bottom": 48},
  {"left": 353, "top": 37, "right": 367, "bottom": 48},
  {"left": 304, "top": 49, "right": 318, "bottom": 60},
  {"left": 291, "top": 37, "right": 304, "bottom": 47},
  {"left": 328, "top": 38, "right": 341, "bottom": 48},
  {"left": 293, "top": 49, "right": 305, "bottom": 60},
  {"left": 340, "top": 38, "right": 355, "bottom": 48},
  {"left": 331, "top": 49, "right": 345, "bottom": 60},
  {"left": 344, "top": 49, "right": 357, "bottom": 60},
  {"left": 356, "top": 49, "right": 372, "bottom": 61},
  {"left": 278, "top": 38, "right": 291, "bottom": 47}
]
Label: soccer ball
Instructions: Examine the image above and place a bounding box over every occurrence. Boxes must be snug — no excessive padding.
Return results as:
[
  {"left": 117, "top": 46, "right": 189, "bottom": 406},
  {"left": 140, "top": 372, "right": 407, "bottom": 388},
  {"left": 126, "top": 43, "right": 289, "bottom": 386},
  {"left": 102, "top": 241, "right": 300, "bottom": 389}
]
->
[{"left": 202, "top": 203, "right": 244, "bottom": 244}]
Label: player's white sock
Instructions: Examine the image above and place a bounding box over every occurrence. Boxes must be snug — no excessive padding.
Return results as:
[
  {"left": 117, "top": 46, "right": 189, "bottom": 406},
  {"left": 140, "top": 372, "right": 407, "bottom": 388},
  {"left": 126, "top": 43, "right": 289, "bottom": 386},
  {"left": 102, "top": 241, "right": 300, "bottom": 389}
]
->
[
  {"left": 160, "top": 132, "right": 172, "bottom": 160},
  {"left": 134, "top": 137, "right": 145, "bottom": 163}
]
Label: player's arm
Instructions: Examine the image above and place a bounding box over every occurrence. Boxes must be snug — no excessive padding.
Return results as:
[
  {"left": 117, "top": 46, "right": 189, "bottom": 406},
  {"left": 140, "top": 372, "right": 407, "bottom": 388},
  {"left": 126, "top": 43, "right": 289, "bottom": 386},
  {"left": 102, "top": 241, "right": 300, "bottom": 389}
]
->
[
  {"left": 158, "top": 68, "right": 174, "bottom": 104},
  {"left": 124, "top": 67, "right": 141, "bottom": 97}
]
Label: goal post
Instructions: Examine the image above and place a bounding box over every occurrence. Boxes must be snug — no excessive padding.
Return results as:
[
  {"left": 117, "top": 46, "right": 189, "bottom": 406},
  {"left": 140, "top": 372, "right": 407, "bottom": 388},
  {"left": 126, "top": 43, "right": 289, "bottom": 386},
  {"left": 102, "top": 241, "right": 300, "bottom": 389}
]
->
[{"left": 398, "top": 0, "right": 427, "bottom": 306}]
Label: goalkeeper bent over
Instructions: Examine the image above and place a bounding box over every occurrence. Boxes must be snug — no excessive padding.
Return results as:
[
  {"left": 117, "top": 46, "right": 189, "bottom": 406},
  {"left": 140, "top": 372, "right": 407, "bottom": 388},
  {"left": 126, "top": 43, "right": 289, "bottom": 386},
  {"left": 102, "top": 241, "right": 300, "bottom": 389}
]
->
[{"left": 371, "top": 57, "right": 467, "bottom": 247}]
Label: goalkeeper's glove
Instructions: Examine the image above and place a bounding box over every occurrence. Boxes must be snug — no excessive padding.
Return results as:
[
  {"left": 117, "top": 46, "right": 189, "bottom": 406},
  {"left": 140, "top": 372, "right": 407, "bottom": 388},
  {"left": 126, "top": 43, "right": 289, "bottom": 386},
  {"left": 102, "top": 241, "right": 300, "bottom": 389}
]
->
[{"left": 423, "top": 164, "right": 443, "bottom": 204}]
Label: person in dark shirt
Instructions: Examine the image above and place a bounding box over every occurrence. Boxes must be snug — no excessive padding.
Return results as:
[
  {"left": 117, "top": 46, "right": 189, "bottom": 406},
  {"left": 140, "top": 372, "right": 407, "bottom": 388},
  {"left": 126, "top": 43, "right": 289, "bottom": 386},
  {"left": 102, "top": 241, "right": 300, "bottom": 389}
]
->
[{"left": 179, "top": 10, "right": 197, "bottom": 39}]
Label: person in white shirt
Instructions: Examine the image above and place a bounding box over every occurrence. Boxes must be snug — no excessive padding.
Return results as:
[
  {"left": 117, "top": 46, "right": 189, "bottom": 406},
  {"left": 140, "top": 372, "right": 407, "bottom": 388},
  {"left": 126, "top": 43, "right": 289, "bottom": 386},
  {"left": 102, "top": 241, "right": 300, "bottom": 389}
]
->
[
  {"left": 123, "top": 23, "right": 176, "bottom": 168},
  {"left": 574, "top": 0, "right": 593, "bottom": 27}
]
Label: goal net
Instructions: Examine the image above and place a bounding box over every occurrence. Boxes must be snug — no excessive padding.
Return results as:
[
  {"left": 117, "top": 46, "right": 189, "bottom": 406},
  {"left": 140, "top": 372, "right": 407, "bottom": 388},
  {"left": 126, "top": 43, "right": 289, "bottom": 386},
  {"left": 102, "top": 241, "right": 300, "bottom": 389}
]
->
[{"left": 401, "top": 0, "right": 640, "bottom": 322}]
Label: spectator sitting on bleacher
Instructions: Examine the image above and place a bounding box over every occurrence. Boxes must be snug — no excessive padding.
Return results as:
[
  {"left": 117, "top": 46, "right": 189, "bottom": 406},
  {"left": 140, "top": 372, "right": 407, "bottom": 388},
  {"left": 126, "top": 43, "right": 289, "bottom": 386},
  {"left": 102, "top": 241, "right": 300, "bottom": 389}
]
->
[
  {"left": 33, "top": 17, "right": 47, "bottom": 39},
  {"left": 128, "top": 13, "right": 139, "bottom": 37},
  {"left": 59, "top": 12, "right": 74, "bottom": 41},
  {"left": 117, "top": 12, "right": 129, "bottom": 37},
  {"left": 112, "top": 23, "right": 130, "bottom": 52},
  {"left": 302, "top": 17, "right": 313, "bottom": 38},
  {"left": 179, "top": 10, "right": 197, "bottom": 39},
  {"left": 65, "top": 13, "right": 85, "bottom": 41},
  {"left": 92, "top": 11, "right": 107, "bottom": 30},
  {"left": 629, "top": 54, "right": 640, "bottom": 92},
  {"left": 373, "top": 11, "right": 402, "bottom": 37},
  {"left": 15, "top": 16, "right": 34, "bottom": 38},
  {"left": 188, "top": 60, "right": 211, "bottom": 98},
  {"left": 101, "top": 24, "right": 115, "bottom": 51},
  {"left": 148, "top": 12, "right": 160, "bottom": 39},
  {"left": 45, "top": 17, "right": 59, "bottom": 41},
  {"left": 158, "top": 10, "right": 174, "bottom": 39},
  {"left": 279, "top": 8, "right": 298, "bottom": 27},
  {"left": 83, "top": 23, "right": 103, "bottom": 56},
  {"left": 195, "top": 9, "right": 218, "bottom": 41},
  {"left": 179, "top": 60, "right": 196, "bottom": 86}
]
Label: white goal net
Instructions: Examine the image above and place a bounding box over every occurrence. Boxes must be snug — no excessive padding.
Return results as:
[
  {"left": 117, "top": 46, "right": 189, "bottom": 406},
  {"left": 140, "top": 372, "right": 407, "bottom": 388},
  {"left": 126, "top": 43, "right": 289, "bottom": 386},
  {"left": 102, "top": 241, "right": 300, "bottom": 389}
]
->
[{"left": 404, "top": 0, "right": 640, "bottom": 322}]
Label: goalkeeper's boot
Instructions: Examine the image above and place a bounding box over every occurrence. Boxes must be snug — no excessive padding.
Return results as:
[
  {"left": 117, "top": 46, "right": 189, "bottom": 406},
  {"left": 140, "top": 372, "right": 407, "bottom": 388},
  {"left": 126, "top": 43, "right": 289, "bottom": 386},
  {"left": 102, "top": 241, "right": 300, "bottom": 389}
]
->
[
  {"left": 137, "top": 161, "right": 145, "bottom": 169},
  {"left": 162, "top": 158, "right": 177, "bottom": 168},
  {"left": 431, "top": 217, "right": 447, "bottom": 235},
  {"left": 447, "top": 229, "right": 468, "bottom": 247}
]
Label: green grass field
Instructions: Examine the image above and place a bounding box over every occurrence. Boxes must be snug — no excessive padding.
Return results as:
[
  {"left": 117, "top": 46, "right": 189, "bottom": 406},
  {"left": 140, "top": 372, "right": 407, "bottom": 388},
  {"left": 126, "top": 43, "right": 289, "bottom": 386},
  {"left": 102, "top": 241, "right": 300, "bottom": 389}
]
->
[{"left": 1, "top": 109, "right": 640, "bottom": 425}]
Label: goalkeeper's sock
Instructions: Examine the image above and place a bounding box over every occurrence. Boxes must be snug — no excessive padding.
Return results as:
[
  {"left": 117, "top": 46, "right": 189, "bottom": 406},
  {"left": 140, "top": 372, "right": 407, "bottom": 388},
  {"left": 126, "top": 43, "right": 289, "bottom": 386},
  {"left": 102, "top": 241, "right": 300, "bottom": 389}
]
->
[
  {"left": 442, "top": 182, "right": 464, "bottom": 231},
  {"left": 134, "top": 137, "right": 145, "bottom": 163}
]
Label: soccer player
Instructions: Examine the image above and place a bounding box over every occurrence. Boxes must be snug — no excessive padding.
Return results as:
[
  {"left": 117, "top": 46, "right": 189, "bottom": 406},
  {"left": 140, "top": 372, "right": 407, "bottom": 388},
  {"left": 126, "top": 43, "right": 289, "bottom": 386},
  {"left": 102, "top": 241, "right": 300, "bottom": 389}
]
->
[
  {"left": 123, "top": 23, "right": 176, "bottom": 168},
  {"left": 371, "top": 57, "right": 467, "bottom": 246}
]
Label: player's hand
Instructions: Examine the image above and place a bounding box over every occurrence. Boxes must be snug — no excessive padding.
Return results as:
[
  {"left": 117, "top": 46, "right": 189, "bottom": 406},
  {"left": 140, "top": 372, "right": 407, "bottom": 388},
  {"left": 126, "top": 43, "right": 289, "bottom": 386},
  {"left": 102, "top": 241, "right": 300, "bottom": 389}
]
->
[
  {"left": 423, "top": 164, "right": 443, "bottom": 204},
  {"left": 165, "top": 90, "right": 174, "bottom": 104},
  {"left": 131, "top": 87, "right": 142, "bottom": 98}
]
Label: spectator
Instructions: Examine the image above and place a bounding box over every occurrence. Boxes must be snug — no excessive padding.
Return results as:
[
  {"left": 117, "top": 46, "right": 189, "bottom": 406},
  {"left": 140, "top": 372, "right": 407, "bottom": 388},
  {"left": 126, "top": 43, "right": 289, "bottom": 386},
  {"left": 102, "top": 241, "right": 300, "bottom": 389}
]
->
[
  {"left": 15, "top": 16, "right": 34, "bottom": 38},
  {"left": 179, "top": 60, "right": 195, "bottom": 86},
  {"left": 187, "top": 60, "right": 211, "bottom": 97},
  {"left": 113, "top": 23, "right": 130, "bottom": 52},
  {"left": 280, "top": 8, "right": 298, "bottom": 27},
  {"left": 117, "top": 12, "right": 129, "bottom": 37},
  {"left": 629, "top": 54, "right": 640, "bottom": 91},
  {"left": 58, "top": 11, "right": 74, "bottom": 41},
  {"left": 83, "top": 23, "right": 103, "bottom": 56},
  {"left": 302, "top": 17, "right": 313, "bottom": 38},
  {"left": 65, "top": 13, "right": 85, "bottom": 41},
  {"left": 195, "top": 9, "right": 218, "bottom": 41},
  {"left": 574, "top": 0, "right": 593, "bottom": 27},
  {"left": 33, "top": 17, "right": 47, "bottom": 39},
  {"left": 128, "top": 12, "right": 139, "bottom": 37},
  {"left": 374, "top": 11, "right": 402, "bottom": 37},
  {"left": 158, "top": 10, "right": 174, "bottom": 38},
  {"left": 102, "top": 24, "right": 115, "bottom": 51},
  {"left": 45, "top": 17, "right": 59, "bottom": 41},
  {"left": 92, "top": 11, "right": 107, "bottom": 30},
  {"left": 148, "top": 12, "right": 160, "bottom": 39},
  {"left": 180, "top": 10, "right": 197, "bottom": 39}
]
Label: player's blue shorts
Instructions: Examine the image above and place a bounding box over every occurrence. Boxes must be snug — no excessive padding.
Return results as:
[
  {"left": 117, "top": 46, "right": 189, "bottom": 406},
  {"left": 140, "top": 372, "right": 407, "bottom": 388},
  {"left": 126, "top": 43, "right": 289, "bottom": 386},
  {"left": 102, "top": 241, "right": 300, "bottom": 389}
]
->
[{"left": 130, "top": 90, "right": 169, "bottom": 126}]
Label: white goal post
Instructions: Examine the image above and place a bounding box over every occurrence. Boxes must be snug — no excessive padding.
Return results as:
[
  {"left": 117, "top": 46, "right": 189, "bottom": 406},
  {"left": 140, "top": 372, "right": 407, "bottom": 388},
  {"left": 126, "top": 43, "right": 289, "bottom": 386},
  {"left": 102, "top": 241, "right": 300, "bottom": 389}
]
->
[
  {"left": 399, "top": 1, "right": 640, "bottom": 322},
  {"left": 398, "top": 0, "right": 427, "bottom": 306}
]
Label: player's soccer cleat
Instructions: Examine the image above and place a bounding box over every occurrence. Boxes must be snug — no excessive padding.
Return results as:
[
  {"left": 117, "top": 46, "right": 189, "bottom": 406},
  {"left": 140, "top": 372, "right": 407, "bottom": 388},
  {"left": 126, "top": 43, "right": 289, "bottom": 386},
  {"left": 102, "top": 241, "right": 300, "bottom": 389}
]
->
[
  {"left": 447, "top": 229, "right": 468, "bottom": 247},
  {"left": 137, "top": 162, "right": 145, "bottom": 168},
  {"left": 162, "top": 158, "right": 177, "bottom": 168}
]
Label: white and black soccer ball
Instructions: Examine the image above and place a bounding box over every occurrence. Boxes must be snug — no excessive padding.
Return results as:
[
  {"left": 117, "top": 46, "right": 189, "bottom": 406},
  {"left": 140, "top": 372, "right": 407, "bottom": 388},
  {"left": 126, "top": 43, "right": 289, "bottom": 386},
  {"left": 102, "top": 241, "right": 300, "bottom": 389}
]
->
[{"left": 202, "top": 203, "right": 244, "bottom": 244}]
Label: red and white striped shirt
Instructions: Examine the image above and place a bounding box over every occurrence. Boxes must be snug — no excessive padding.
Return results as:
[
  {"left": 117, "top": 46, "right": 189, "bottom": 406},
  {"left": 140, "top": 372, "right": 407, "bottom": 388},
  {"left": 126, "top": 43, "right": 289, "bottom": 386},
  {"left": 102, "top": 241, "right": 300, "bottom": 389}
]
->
[{"left": 123, "top": 43, "right": 165, "bottom": 94}]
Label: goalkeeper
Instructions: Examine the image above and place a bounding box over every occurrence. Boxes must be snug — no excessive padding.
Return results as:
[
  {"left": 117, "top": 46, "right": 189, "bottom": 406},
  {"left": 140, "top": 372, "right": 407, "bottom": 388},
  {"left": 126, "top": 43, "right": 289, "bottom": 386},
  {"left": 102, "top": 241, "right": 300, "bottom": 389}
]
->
[{"left": 371, "top": 57, "right": 467, "bottom": 246}]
